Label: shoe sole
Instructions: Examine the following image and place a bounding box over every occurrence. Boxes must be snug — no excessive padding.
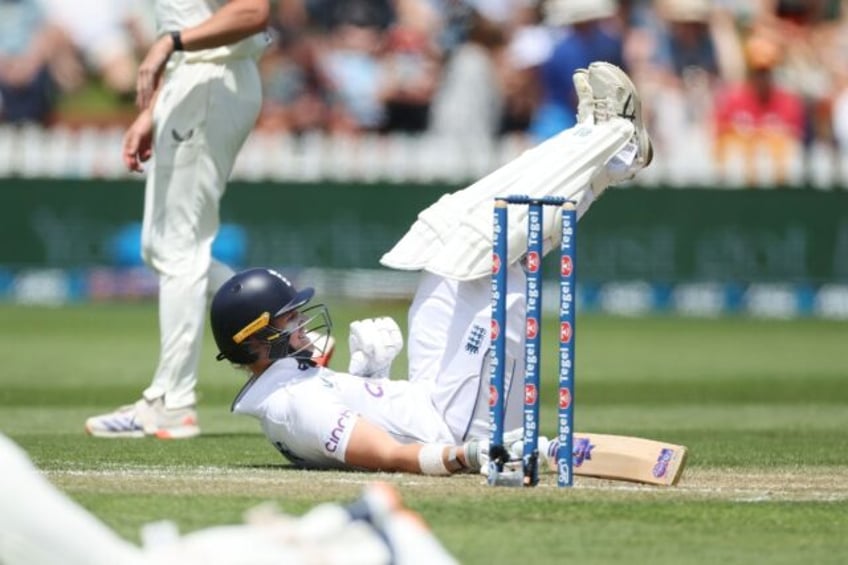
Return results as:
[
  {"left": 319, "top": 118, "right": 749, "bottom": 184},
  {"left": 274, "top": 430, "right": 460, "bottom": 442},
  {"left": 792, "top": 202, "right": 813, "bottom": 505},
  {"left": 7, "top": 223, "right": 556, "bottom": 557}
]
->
[
  {"left": 572, "top": 69, "right": 592, "bottom": 124},
  {"left": 85, "top": 424, "right": 145, "bottom": 438},
  {"left": 588, "top": 62, "right": 653, "bottom": 166},
  {"left": 85, "top": 422, "right": 200, "bottom": 439},
  {"left": 154, "top": 426, "right": 201, "bottom": 439},
  {"left": 588, "top": 62, "right": 641, "bottom": 122}
]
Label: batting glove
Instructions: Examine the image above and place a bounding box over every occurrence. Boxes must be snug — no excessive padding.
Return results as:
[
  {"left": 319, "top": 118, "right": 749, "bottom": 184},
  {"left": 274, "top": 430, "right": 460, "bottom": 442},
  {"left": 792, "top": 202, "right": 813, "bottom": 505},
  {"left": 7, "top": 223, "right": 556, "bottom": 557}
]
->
[
  {"left": 348, "top": 317, "right": 404, "bottom": 379},
  {"left": 468, "top": 429, "right": 537, "bottom": 475}
]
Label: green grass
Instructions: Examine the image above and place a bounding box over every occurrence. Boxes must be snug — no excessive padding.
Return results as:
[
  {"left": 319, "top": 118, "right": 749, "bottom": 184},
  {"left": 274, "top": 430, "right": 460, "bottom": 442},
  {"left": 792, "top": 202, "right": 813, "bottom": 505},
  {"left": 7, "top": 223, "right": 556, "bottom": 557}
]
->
[{"left": 2, "top": 302, "right": 847, "bottom": 564}]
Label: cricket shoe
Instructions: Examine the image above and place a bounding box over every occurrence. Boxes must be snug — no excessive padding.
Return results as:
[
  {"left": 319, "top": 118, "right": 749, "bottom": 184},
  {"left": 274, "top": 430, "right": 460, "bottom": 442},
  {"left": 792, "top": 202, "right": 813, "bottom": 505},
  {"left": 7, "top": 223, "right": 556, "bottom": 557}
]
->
[
  {"left": 587, "top": 61, "right": 653, "bottom": 168},
  {"left": 85, "top": 396, "right": 200, "bottom": 439},
  {"left": 572, "top": 68, "right": 593, "bottom": 124}
]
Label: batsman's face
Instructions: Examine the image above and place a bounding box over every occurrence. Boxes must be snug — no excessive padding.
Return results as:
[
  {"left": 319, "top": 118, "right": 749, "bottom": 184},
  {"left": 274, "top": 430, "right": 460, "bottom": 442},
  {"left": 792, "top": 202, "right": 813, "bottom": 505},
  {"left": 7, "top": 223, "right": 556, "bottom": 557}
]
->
[{"left": 276, "top": 310, "right": 310, "bottom": 350}]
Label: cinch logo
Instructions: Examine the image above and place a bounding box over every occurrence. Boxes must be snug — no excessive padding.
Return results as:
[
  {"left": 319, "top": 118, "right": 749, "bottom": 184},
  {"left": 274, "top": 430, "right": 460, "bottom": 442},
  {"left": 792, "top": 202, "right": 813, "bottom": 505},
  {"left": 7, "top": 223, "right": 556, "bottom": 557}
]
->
[
  {"left": 488, "top": 384, "right": 498, "bottom": 407},
  {"left": 526, "top": 251, "right": 540, "bottom": 273},
  {"left": 561, "top": 255, "right": 573, "bottom": 277},
  {"left": 560, "top": 321, "right": 572, "bottom": 343},
  {"left": 324, "top": 409, "right": 352, "bottom": 453},
  {"left": 364, "top": 382, "right": 384, "bottom": 398},
  {"left": 491, "top": 319, "right": 500, "bottom": 341},
  {"left": 492, "top": 253, "right": 501, "bottom": 274},
  {"left": 558, "top": 388, "right": 571, "bottom": 409},
  {"left": 653, "top": 448, "right": 674, "bottom": 478},
  {"left": 573, "top": 437, "right": 594, "bottom": 467},
  {"left": 524, "top": 384, "right": 537, "bottom": 405},
  {"left": 526, "top": 317, "right": 538, "bottom": 339}
]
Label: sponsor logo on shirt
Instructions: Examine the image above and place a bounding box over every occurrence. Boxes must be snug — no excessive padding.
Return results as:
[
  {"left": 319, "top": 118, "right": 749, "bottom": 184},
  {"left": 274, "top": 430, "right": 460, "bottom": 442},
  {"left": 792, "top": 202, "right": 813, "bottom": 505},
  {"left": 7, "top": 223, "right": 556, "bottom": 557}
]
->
[
  {"left": 324, "top": 409, "right": 353, "bottom": 454},
  {"left": 364, "top": 382, "right": 384, "bottom": 398}
]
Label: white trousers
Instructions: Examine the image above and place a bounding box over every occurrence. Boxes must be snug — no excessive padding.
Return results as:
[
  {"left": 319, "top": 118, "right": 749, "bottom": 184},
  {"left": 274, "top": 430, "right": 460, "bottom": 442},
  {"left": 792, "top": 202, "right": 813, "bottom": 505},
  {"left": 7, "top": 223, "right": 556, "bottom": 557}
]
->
[
  {"left": 0, "top": 435, "right": 144, "bottom": 565},
  {"left": 407, "top": 264, "right": 528, "bottom": 443},
  {"left": 141, "top": 58, "right": 261, "bottom": 408}
]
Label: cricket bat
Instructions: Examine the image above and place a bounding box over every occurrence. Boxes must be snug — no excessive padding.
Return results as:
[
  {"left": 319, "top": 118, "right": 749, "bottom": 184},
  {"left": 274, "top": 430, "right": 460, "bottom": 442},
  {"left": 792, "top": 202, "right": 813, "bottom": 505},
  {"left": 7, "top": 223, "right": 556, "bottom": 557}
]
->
[{"left": 553, "top": 433, "right": 688, "bottom": 486}]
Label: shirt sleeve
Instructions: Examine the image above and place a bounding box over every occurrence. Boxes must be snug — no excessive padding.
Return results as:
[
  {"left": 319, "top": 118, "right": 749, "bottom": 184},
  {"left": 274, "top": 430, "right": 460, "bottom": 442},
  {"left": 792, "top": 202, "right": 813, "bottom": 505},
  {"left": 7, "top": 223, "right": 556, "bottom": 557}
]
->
[{"left": 260, "top": 377, "right": 358, "bottom": 469}]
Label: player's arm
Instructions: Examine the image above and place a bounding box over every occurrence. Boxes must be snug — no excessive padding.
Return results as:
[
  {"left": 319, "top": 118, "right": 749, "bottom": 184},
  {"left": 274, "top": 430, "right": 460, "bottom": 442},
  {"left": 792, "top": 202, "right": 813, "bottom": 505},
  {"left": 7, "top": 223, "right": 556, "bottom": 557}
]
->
[
  {"left": 136, "top": 0, "right": 270, "bottom": 109},
  {"left": 345, "top": 417, "right": 483, "bottom": 476},
  {"left": 176, "top": 0, "right": 270, "bottom": 51},
  {"left": 123, "top": 86, "right": 163, "bottom": 172}
]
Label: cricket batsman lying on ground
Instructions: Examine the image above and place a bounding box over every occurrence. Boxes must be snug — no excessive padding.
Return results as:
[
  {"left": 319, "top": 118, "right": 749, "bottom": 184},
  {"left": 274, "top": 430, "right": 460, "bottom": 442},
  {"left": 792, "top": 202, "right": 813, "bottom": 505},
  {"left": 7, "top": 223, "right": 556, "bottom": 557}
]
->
[{"left": 213, "top": 62, "right": 686, "bottom": 485}]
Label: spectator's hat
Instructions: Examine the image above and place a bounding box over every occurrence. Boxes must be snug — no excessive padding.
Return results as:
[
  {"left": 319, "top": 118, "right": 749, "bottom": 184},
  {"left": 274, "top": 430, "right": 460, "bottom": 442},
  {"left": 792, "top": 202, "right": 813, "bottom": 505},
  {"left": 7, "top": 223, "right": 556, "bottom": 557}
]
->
[
  {"left": 658, "top": 0, "right": 711, "bottom": 22},
  {"left": 544, "top": 0, "right": 617, "bottom": 26}
]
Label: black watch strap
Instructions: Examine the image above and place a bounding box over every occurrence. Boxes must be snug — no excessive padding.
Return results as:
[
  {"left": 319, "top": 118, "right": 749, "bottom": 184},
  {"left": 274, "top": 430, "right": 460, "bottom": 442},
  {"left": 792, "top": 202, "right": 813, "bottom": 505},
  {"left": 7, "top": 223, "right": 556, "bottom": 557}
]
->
[{"left": 170, "top": 30, "right": 184, "bottom": 51}]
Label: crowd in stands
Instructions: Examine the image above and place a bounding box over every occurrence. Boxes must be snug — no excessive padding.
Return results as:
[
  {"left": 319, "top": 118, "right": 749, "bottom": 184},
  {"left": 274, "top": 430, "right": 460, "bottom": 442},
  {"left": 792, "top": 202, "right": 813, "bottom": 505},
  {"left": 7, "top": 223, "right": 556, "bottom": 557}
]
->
[{"left": 3, "top": 0, "right": 848, "bottom": 184}]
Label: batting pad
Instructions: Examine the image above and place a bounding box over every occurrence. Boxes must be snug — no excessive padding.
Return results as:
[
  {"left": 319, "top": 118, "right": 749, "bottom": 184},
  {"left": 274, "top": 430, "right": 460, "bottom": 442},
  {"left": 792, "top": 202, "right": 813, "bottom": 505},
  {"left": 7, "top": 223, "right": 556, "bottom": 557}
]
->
[
  {"left": 420, "top": 119, "right": 634, "bottom": 281},
  {"left": 380, "top": 127, "right": 592, "bottom": 271}
]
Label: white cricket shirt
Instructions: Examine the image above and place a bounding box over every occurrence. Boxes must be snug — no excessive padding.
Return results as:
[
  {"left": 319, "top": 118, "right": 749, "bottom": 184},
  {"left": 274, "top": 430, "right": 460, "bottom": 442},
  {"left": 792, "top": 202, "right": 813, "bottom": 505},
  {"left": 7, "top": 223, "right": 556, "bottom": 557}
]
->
[
  {"left": 155, "top": 0, "right": 269, "bottom": 62},
  {"left": 231, "top": 358, "right": 455, "bottom": 469}
]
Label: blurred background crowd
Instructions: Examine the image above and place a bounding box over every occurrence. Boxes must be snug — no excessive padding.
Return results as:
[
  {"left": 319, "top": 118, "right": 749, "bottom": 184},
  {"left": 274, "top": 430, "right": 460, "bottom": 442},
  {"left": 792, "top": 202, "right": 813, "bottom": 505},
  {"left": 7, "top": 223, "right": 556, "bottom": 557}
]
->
[{"left": 4, "top": 0, "right": 848, "bottom": 184}]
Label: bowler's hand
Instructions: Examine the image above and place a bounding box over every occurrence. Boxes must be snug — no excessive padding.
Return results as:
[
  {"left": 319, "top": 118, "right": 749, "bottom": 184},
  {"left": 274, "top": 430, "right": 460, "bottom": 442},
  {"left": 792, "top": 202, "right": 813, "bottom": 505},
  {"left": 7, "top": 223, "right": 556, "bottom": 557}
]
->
[
  {"left": 122, "top": 111, "right": 154, "bottom": 173},
  {"left": 136, "top": 35, "right": 174, "bottom": 109}
]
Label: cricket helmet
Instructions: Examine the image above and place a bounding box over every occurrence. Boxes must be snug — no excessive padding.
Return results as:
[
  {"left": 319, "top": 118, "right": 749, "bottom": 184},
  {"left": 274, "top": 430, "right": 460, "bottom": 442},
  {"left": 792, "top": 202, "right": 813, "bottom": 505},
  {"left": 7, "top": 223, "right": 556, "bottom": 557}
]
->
[{"left": 211, "top": 268, "right": 323, "bottom": 364}]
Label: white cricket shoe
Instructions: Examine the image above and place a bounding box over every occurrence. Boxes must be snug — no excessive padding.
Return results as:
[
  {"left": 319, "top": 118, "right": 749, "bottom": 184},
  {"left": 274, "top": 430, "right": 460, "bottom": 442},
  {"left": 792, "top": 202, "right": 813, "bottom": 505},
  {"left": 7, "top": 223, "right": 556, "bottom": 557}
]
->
[
  {"left": 85, "top": 397, "right": 200, "bottom": 439},
  {"left": 572, "top": 68, "right": 593, "bottom": 124},
  {"left": 588, "top": 61, "right": 653, "bottom": 168}
]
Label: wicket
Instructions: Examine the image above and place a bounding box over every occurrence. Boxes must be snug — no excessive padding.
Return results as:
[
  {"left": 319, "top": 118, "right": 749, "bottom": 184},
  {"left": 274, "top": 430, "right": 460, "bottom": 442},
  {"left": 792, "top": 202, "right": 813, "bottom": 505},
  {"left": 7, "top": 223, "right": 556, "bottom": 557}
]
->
[{"left": 489, "top": 195, "right": 577, "bottom": 488}]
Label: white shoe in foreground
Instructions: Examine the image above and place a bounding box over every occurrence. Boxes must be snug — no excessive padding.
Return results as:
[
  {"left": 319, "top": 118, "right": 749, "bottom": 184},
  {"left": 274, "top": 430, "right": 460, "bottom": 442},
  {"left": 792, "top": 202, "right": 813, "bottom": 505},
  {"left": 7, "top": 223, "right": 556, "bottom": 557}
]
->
[
  {"left": 85, "top": 397, "right": 200, "bottom": 439},
  {"left": 588, "top": 61, "right": 653, "bottom": 168}
]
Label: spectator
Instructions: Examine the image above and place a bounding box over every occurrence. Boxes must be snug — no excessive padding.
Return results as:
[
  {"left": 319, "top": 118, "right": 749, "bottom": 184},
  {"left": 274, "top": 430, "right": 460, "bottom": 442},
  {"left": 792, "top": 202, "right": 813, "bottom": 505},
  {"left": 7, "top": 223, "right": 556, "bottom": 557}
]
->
[
  {"left": 624, "top": 0, "right": 744, "bottom": 170},
  {"left": 753, "top": 0, "right": 841, "bottom": 146},
  {"left": 38, "top": 0, "right": 141, "bottom": 101},
  {"left": 378, "top": 0, "right": 442, "bottom": 133},
  {"left": 319, "top": 2, "right": 387, "bottom": 133},
  {"left": 306, "top": 0, "right": 395, "bottom": 32},
  {"left": 530, "top": 0, "right": 624, "bottom": 140},
  {"left": 501, "top": 0, "right": 556, "bottom": 134},
  {"left": 713, "top": 34, "right": 805, "bottom": 185},
  {"left": 258, "top": 35, "right": 330, "bottom": 132},
  {"left": 831, "top": 4, "right": 848, "bottom": 151},
  {"left": 428, "top": 10, "right": 507, "bottom": 139},
  {"left": 0, "top": 0, "right": 61, "bottom": 124}
]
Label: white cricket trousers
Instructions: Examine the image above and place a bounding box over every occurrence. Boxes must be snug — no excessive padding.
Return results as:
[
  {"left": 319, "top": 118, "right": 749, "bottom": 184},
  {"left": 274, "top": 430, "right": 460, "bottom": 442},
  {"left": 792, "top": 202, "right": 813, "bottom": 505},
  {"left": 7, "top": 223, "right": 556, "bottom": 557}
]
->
[
  {"left": 141, "top": 58, "right": 261, "bottom": 408},
  {"left": 406, "top": 264, "right": 528, "bottom": 442}
]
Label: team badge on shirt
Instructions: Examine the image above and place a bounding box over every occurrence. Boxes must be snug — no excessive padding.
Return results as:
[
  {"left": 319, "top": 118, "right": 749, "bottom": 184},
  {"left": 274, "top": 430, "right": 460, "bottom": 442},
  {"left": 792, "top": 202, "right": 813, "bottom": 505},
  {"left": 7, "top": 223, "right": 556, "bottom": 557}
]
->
[{"left": 465, "top": 324, "right": 486, "bottom": 354}]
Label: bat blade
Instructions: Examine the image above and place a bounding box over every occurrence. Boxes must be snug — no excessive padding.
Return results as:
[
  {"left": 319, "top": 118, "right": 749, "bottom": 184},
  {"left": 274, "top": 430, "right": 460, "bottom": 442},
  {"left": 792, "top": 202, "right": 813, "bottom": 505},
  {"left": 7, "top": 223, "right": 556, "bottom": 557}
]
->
[{"left": 556, "top": 433, "right": 688, "bottom": 486}]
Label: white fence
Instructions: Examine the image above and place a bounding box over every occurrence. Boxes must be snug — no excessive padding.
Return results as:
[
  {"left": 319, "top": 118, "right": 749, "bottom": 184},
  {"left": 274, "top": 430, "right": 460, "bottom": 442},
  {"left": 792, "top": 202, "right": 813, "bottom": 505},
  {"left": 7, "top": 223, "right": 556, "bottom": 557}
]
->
[{"left": 2, "top": 125, "right": 848, "bottom": 188}]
